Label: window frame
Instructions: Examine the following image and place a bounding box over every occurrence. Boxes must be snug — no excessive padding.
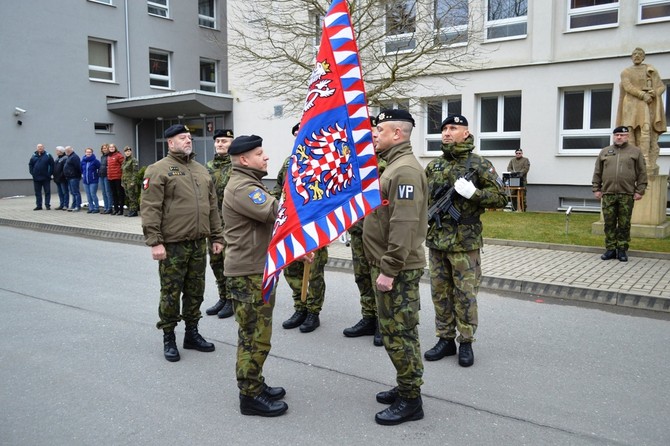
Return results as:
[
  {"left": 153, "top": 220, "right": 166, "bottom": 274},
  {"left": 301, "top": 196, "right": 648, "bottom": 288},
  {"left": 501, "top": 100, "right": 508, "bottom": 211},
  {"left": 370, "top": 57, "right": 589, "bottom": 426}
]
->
[
  {"left": 148, "top": 0, "right": 169, "bottom": 18},
  {"left": 88, "top": 38, "right": 115, "bottom": 83},
  {"left": 566, "top": 0, "right": 619, "bottom": 32},
  {"left": 384, "top": 0, "right": 417, "bottom": 54},
  {"left": 658, "top": 80, "right": 670, "bottom": 150},
  {"left": 477, "top": 92, "right": 523, "bottom": 153},
  {"left": 149, "top": 49, "right": 171, "bottom": 90},
  {"left": 199, "top": 58, "right": 218, "bottom": 93},
  {"left": 434, "top": 0, "right": 469, "bottom": 47},
  {"left": 198, "top": 0, "right": 216, "bottom": 28},
  {"left": 425, "top": 96, "right": 463, "bottom": 153},
  {"left": 558, "top": 85, "right": 614, "bottom": 154},
  {"left": 638, "top": 0, "right": 670, "bottom": 24},
  {"left": 484, "top": 0, "right": 528, "bottom": 42}
]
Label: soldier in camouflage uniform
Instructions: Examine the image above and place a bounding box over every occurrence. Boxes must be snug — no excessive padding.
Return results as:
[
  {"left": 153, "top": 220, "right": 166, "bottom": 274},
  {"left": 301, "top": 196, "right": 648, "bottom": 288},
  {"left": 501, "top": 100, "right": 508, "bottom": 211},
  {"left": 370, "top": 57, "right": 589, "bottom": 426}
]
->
[
  {"left": 121, "top": 146, "right": 139, "bottom": 217},
  {"left": 273, "top": 123, "right": 328, "bottom": 334},
  {"left": 141, "top": 124, "right": 224, "bottom": 363},
  {"left": 204, "top": 129, "right": 235, "bottom": 319},
  {"left": 223, "top": 134, "right": 312, "bottom": 417},
  {"left": 592, "top": 126, "right": 647, "bottom": 262},
  {"left": 424, "top": 115, "right": 507, "bottom": 368},
  {"left": 363, "top": 110, "right": 427, "bottom": 426},
  {"left": 343, "top": 116, "right": 386, "bottom": 346}
]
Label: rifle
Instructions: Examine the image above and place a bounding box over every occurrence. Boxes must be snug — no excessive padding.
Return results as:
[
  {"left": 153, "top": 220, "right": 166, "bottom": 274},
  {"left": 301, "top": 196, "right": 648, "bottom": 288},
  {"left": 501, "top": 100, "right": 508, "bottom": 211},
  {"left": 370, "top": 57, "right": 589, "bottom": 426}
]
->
[{"left": 427, "top": 169, "right": 477, "bottom": 229}]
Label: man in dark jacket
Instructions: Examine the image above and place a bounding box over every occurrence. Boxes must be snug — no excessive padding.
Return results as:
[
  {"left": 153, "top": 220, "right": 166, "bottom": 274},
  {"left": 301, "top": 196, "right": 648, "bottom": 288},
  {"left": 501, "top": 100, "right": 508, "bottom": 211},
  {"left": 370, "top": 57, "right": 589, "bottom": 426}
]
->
[
  {"left": 63, "top": 146, "right": 82, "bottom": 212},
  {"left": 28, "top": 143, "right": 54, "bottom": 210},
  {"left": 52, "top": 146, "right": 69, "bottom": 210}
]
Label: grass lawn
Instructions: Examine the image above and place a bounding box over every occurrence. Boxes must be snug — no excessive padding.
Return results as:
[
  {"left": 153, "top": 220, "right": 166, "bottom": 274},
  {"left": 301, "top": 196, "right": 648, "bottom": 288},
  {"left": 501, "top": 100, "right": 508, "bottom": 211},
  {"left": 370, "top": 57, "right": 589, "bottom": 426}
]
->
[{"left": 481, "top": 211, "right": 670, "bottom": 253}]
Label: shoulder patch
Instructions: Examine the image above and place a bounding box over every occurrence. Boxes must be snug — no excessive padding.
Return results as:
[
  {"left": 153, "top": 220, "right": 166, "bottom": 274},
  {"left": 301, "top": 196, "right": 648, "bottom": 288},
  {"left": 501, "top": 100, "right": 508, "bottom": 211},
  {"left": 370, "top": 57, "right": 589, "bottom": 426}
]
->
[
  {"left": 397, "top": 184, "right": 415, "bottom": 200},
  {"left": 249, "top": 188, "right": 267, "bottom": 204},
  {"left": 143, "top": 178, "right": 150, "bottom": 190}
]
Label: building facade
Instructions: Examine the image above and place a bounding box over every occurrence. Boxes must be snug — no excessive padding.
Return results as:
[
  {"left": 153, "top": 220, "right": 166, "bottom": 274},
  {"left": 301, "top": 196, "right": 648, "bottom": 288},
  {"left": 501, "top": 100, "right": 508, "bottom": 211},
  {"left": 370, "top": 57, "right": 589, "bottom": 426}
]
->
[{"left": 2, "top": 0, "right": 231, "bottom": 197}]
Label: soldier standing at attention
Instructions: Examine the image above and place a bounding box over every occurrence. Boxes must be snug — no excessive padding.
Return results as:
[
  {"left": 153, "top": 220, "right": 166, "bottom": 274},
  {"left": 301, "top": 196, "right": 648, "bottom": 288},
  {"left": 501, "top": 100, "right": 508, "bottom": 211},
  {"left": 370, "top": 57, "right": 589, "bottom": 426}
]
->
[
  {"left": 424, "top": 115, "right": 507, "bottom": 368},
  {"left": 121, "top": 146, "right": 139, "bottom": 217},
  {"left": 363, "top": 109, "right": 427, "bottom": 426},
  {"left": 205, "top": 129, "right": 235, "bottom": 319},
  {"left": 141, "top": 124, "right": 224, "bottom": 363},
  {"left": 343, "top": 116, "right": 386, "bottom": 347},
  {"left": 274, "top": 122, "right": 328, "bottom": 334},
  {"left": 506, "top": 148, "right": 530, "bottom": 211},
  {"left": 592, "top": 126, "right": 647, "bottom": 262}
]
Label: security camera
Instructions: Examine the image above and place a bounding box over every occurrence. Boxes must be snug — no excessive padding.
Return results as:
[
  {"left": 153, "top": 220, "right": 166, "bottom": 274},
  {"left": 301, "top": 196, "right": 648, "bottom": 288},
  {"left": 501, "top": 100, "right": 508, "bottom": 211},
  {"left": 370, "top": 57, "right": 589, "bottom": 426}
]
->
[{"left": 14, "top": 107, "right": 26, "bottom": 115}]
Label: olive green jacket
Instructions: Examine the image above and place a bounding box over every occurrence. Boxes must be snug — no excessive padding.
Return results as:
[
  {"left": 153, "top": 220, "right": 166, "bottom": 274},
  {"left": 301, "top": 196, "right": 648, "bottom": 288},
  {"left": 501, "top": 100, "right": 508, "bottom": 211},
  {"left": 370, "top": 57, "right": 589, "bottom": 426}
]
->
[{"left": 592, "top": 142, "right": 647, "bottom": 196}]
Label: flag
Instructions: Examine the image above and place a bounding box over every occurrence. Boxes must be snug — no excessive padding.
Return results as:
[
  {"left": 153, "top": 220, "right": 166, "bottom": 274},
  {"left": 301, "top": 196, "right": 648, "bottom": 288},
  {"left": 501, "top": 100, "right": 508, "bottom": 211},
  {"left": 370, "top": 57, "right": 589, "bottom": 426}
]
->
[{"left": 261, "top": 0, "right": 381, "bottom": 301}]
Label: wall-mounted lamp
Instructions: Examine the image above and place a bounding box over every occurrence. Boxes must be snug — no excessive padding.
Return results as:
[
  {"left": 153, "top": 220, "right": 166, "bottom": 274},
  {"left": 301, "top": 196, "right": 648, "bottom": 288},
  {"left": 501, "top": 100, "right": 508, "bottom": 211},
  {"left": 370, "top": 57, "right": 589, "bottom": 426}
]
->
[
  {"left": 14, "top": 107, "right": 27, "bottom": 116},
  {"left": 156, "top": 117, "right": 164, "bottom": 121},
  {"left": 177, "top": 115, "right": 185, "bottom": 120},
  {"left": 199, "top": 113, "right": 207, "bottom": 118}
]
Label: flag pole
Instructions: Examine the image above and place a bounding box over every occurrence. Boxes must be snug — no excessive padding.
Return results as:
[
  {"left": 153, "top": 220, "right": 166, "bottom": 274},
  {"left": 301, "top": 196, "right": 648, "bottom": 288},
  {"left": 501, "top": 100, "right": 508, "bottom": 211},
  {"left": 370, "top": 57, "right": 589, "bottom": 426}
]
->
[{"left": 301, "top": 263, "right": 311, "bottom": 303}]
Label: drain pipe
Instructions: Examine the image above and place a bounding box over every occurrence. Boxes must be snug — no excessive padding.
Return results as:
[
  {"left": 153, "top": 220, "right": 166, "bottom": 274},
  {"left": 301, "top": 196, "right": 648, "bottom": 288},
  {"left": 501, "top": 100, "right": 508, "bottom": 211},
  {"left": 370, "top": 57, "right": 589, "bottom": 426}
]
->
[
  {"left": 124, "top": 0, "right": 131, "bottom": 97},
  {"left": 135, "top": 119, "right": 143, "bottom": 163}
]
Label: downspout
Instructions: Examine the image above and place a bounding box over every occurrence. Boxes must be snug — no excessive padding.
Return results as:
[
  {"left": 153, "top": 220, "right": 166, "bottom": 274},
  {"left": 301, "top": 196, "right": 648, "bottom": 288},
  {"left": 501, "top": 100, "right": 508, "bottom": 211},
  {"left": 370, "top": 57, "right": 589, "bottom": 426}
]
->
[
  {"left": 135, "top": 119, "right": 143, "bottom": 163},
  {"left": 124, "top": 0, "right": 131, "bottom": 97}
]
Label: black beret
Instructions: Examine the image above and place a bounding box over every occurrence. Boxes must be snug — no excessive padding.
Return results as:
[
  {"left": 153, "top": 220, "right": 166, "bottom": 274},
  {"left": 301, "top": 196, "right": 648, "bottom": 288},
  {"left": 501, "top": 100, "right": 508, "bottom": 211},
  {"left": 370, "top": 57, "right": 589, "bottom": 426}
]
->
[
  {"left": 291, "top": 122, "right": 300, "bottom": 135},
  {"left": 213, "top": 129, "right": 234, "bottom": 140},
  {"left": 612, "top": 126, "right": 629, "bottom": 134},
  {"left": 229, "top": 135, "right": 263, "bottom": 155},
  {"left": 164, "top": 124, "right": 190, "bottom": 138},
  {"left": 369, "top": 116, "right": 377, "bottom": 127},
  {"left": 376, "top": 109, "right": 415, "bottom": 127},
  {"left": 441, "top": 114, "right": 468, "bottom": 128}
]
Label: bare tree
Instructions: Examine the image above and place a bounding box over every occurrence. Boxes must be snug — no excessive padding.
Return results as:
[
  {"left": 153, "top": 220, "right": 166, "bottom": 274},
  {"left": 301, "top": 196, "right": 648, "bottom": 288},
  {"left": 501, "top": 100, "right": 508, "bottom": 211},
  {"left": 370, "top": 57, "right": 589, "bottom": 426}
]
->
[{"left": 222, "top": 0, "right": 489, "bottom": 115}]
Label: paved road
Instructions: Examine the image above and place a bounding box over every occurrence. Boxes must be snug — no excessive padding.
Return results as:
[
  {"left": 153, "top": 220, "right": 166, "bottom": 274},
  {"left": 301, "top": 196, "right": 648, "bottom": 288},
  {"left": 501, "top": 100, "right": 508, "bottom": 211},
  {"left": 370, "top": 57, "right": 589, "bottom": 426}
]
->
[{"left": 1, "top": 227, "right": 669, "bottom": 445}]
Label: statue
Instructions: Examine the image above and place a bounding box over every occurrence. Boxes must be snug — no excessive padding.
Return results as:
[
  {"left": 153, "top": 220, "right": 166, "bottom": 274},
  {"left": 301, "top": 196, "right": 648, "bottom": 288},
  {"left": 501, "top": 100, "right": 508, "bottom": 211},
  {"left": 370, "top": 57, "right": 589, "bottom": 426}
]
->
[{"left": 616, "top": 48, "right": 666, "bottom": 175}]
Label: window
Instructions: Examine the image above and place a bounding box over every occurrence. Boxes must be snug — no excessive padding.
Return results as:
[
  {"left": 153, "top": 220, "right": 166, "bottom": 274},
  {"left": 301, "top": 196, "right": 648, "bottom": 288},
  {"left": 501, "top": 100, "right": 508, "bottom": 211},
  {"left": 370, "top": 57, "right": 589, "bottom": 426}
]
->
[
  {"left": 486, "top": 0, "right": 527, "bottom": 40},
  {"left": 385, "top": 1, "right": 417, "bottom": 53},
  {"left": 150, "top": 50, "right": 171, "bottom": 89},
  {"left": 568, "top": 0, "right": 618, "bottom": 30},
  {"left": 639, "top": 0, "right": 670, "bottom": 23},
  {"left": 426, "top": 97, "right": 462, "bottom": 152},
  {"left": 659, "top": 80, "right": 670, "bottom": 149},
  {"left": 478, "top": 93, "right": 522, "bottom": 151},
  {"left": 94, "top": 123, "right": 114, "bottom": 134},
  {"left": 88, "top": 0, "right": 112, "bottom": 5},
  {"left": 435, "top": 0, "right": 469, "bottom": 45},
  {"left": 559, "top": 86, "right": 613, "bottom": 151},
  {"left": 148, "top": 0, "right": 168, "bottom": 18},
  {"left": 199, "top": 59, "right": 217, "bottom": 92},
  {"left": 274, "top": 105, "right": 284, "bottom": 118},
  {"left": 198, "top": 0, "right": 216, "bottom": 28},
  {"left": 88, "top": 39, "right": 114, "bottom": 82},
  {"left": 311, "top": 12, "right": 324, "bottom": 53}
]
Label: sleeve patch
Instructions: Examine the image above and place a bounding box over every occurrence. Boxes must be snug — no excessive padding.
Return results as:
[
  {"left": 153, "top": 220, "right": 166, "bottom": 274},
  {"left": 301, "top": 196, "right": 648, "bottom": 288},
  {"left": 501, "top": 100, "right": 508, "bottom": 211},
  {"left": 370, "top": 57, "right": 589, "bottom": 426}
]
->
[
  {"left": 143, "top": 178, "right": 150, "bottom": 190},
  {"left": 249, "top": 188, "right": 267, "bottom": 204},
  {"left": 397, "top": 184, "right": 415, "bottom": 200}
]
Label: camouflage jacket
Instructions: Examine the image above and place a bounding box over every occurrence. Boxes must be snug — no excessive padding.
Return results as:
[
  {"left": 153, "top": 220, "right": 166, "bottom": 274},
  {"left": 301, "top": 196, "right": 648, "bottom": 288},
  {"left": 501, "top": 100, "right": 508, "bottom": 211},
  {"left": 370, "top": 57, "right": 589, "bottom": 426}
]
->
[
  {"left": 425, "top": 136, "right": 507, "bottom": 252},
  {"left": 121, "top": 156, "right": 139, "bottom": 185},
  {"left": 206, "top": 154, "right": 232, "bottom": 218}
]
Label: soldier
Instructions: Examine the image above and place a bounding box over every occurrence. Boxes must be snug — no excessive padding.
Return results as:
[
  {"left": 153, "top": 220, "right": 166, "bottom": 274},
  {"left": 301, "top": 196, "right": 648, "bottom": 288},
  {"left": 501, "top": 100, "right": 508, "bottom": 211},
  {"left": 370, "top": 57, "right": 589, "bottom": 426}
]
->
[
  {"left": 141, "top": 124, "right": 224, "bottom": 363},
  {"left": 424, "top": 115, "right": 507, "bottom": 368},
  {"left": 506, "top": 148, "right": 530, "bottom": 211},
  {"left": 343, "top": 116, "right": 386, "bottom": 347},
  {"left": 205, "top": 129, "right": 235, "bottom": 319},
  {"left": 592, "top": 126, "right": 647, "bottom": 262},
  {"left": 223, "top": 135, "right": 313, "bottom": 417},
  {"left": 363, "top": 109, "right": 427, "bottom": 426},
  {"left": 121, "top": 146, "right": 139, "bottom": 217},
  {"left": 273, "top": 122, "right": 328, "bottom": 334}
]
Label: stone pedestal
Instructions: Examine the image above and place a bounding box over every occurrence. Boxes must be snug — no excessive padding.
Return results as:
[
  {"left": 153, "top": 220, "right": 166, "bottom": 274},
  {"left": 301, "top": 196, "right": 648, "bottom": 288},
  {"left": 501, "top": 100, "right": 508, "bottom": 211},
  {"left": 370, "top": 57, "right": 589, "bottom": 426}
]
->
[{"left": 592, "top": 174, "right": 669, "bottom": 238}]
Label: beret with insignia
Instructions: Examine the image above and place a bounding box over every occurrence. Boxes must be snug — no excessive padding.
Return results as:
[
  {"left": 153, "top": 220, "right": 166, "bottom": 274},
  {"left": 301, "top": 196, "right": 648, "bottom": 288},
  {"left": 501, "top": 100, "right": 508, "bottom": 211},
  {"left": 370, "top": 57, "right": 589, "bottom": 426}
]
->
[
  {"left": 376, "top": 109, "right": 415, "bottom": 127},
  {"left": 612, "top": 126, "right": 629, "bottom": 134},
  {"left": 164, "top": 124, "right": 190, "bottom": 138},
  {"left": 441, "top": 114, "right": 469, "bottom": 129},
  {"left": 229, "top": 135, "right": 263, "bottom": 155},
  {"left": 213, "top": 129, "right": 234, "bottom": 140}
]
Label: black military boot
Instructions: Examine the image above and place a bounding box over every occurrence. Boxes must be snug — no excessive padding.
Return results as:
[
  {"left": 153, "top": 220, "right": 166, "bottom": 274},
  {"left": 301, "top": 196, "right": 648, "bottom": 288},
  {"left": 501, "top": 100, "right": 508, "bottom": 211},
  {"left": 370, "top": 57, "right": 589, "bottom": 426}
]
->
[
  {"left": 163, "top": 331, "right": 180, "bottom": 362},
  {"left": 239, "top": 392, "right": 288, "bottom": 417},
  {"left": 617, "top": 249, "right": 628, "bottom": 262},
  {"left": 282, "top": 310, "right": 307, "bottom": 329},
  {"left": 375, "top": 396, "right": 423, "bottom": 426},
  {"left": 424, "top": 338, "right": 457, "bottom": 361},
  {"left": 183, "top": 325, "right": 215, "bottom": 352},
  {"left": 217, "top": 299, "right": 234, "bottom": 318},
  {"left": 373, "top": 325, "right": 383, "bottom": 347},
  {"left": 299, "top": 312, "right": 320, "bottom": 333},
  {"left": 458, "top": 342, "right": 474, "bottom": 367},
  {"left": 601, "top": 249, "right": 617, "bottom": 260},
  {"left": 261, "top": 383, "right": 286, "bottom": 401},
  {"left": 205, "top": 299, "right": 225, "bottom": 316},
  {"left": 343, "top": 317, "right": 376, "bottom": 337},
  {"left": 376, "top": 387, "right": 398, "bottom": 405}
]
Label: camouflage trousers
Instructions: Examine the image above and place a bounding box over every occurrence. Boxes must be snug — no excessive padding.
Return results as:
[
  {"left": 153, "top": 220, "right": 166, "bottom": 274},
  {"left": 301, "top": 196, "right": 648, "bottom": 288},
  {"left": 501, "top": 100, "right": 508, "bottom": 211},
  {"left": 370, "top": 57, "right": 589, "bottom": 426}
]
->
[
  {"left": 122, "top": 181, "right": 139, "bottom": 212},
  {"left": 370, "top": 266, "right": 424, "bottom": 398},
  {"left": 156, "top": 239, "right": 207, "bottom": 331},
  {"left": 428, "top": 248, "right": 480, "bottom": 344},
  {"left": 283, "top": 246, "right": 328, "bottom": 313},
  {"left": 228, "top": 274, "right": 276, "bottom": 397},
  {"left": 208, "top": 239, "right": 227, "bottom": 300},
  {"left": 602, "top": 193, "right": 634, "bottom": 251},
  {"left": 348, "top": 228, "right": 376, "bottom": 318}
]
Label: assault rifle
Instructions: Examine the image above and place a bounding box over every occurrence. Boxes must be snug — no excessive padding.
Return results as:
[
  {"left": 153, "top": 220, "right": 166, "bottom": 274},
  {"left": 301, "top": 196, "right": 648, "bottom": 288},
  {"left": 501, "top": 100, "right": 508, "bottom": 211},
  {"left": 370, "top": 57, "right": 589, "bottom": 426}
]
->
[{"left": 428, "top": 169, "right": 477, "bottom": 229}]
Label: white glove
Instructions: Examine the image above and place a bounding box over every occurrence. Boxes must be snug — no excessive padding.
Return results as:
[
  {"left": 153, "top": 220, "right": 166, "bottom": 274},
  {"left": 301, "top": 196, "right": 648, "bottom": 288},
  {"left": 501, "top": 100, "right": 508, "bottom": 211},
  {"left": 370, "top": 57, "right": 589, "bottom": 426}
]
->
[{"left": 454, "top": 177, "right": 477, "bottom": 199}]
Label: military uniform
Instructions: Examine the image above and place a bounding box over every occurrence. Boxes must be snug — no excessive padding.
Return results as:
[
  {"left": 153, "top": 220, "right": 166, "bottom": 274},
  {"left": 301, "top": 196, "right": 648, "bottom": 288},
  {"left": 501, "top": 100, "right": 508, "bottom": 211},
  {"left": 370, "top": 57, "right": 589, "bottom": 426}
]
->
[
  {"left": 363, "top": 140, "right": 427, "bottom": 400},
  {"left": 507, "top": 154, "right": 530, "bottom": 211},
  {"left": 592, "top": 139, "right": 647, "bottom": 253},
  {"left": 425, "top": 135, "right": 507, "bottom": 351},
  {"left": 121, "top": 152, "right": 139, "bottom": 215}
]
